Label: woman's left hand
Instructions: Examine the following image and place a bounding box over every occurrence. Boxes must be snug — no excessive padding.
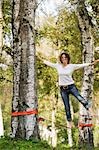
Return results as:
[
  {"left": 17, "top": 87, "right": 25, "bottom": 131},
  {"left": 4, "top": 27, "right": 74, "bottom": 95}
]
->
[
  {"left": 91, "top": 59, "right": 99, "bottom": 65},
  {"left": 94, "top": 59, "right": 99, "bottom": 64}
]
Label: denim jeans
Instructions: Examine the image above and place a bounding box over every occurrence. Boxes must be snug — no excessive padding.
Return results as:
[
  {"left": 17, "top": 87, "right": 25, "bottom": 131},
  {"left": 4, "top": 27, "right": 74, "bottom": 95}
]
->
[{"left": 60, "top": 84, "right": 89, "bottom": 121}]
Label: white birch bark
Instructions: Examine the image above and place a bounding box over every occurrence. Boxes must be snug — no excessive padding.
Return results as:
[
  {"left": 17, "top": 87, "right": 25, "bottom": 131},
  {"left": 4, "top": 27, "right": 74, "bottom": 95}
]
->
[
  {"left": 11, "top": 0, "right": 39, "bottom": 139},
  {"left": 0, "top": 0, "right": 3, "bottom": 54},
  {"left": 67, "top": 100, "right": 73, "bottom": 147},
  {"left": 39, "top": 124, "right": 52, "bottom": 145},
  {"left": 51, "top": 94, "right": 57, "bottom": 148},
  {"left": 67, "top": 121, "right": 73, "bottom": 147},
  {"left": 75, "top": 0, "right": 94, "bottom": 147},
  {"left": 11, "top": 0, "right": 21, "bottom": 138},
  {"left": 0, "top": 104, "right": 4, "bottom": 137},
  {"left": 0, "top": 0, "right": 4, "bottom": 137}
]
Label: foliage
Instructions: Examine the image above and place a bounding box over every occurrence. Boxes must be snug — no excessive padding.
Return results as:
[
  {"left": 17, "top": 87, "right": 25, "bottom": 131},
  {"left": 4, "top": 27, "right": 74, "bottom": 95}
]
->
[
  {"left": 0, "top": 137, "right": 51, "bottom": 150},
  {"left": 2, "top": 0, "right": 12, "bottom": 37},
  {"left": 37, "top": 56, "right": 57, "bottom": 98},
  {"left": 0, "top": 69, "right": 12, "bottom": 134},
  {"left": 93, "top": 126, "right": 99, "bottom": 147},
  {"left": 37, "top": 10, "right": 82, "bottom": 62},
  {"left": 1, "top": 0, "right": 12, "bottom": 63},
  {"left": 1, "top": 0, "right": 99, "bottom": 146},
  {"left": 94, "top": 52, "right": 99, "bottom": 92},
  {"left": 0, "top": 136, "right": 99, "bottom": 150},
  {"left": 0, "top": 0, "right": 12, "bottom": 137}
]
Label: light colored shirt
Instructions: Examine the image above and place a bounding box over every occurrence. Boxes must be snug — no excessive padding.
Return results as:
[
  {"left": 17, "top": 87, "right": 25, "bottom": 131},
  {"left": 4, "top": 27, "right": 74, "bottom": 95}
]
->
[{"left": 43, "top": 60, "right": 91, "bottom": 86}]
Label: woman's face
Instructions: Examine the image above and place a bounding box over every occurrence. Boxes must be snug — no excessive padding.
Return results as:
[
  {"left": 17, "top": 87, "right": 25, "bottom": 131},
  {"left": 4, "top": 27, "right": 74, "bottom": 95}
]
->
[{"left": 61, "top": 54, "right": 68, "bottom": 64}]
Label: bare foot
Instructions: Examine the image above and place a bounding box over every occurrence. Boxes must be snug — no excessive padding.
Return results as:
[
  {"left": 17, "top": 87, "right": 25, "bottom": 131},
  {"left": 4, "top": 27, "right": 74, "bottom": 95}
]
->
[
  {"left": 87, "top": 108, "right": 93, "bottom": 117},
  {"left": 67, "top": 121, "right": 73, "bottom": 129}
]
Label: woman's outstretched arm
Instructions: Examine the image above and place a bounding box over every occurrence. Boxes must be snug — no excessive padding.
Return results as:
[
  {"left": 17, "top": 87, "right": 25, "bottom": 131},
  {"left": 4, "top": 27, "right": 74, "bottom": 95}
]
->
[
  {"left": 37, "top": 55, "right": 58, "bottom": 68},
  {"left": 73, "top": 59, "right": 99, "bottom": 70}
]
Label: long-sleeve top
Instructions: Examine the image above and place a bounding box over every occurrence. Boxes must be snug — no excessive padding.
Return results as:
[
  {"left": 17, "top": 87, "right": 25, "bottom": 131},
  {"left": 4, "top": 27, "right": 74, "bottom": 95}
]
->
[{"left": 43, "top": 60, "right": 91, "bottom": 86}]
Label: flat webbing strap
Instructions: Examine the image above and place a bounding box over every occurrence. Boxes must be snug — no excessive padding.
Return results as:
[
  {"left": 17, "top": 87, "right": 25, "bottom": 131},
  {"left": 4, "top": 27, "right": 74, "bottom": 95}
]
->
[
  {"left": 12, "top": 109, "right": 38, "bottom": 117},
  {"left": 78, "top": 122, "right": 93, "bottom": 127}
]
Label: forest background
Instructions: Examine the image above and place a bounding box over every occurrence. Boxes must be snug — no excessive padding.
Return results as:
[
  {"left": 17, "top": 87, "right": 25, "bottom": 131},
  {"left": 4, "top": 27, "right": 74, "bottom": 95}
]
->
[{"left": 0, "top": 0, "right": 99, "bottom": 149}]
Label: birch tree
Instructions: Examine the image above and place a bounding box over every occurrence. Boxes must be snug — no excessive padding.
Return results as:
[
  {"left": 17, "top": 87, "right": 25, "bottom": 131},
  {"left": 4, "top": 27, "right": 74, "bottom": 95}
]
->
[
  {"left": 0, "top": 0, "right": 4, "bottom": 137},
  {"left": 74, "top": 0, "right": 94, "bottom": 147},
  {"left": 11, "top": 0, "right": 39, "bottom": 139},
  {"left": 51, "top": 94, "right": 58, "bottom": 148},
  {"left": 0, "top": 0, "right": 3, "bottom": 54}
]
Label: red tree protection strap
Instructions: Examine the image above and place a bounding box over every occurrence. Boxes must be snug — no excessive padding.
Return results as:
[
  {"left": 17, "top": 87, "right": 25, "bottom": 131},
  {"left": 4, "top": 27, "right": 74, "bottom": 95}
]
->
[
  {"left": 12, "top": 109, "right": 38, "bottom": 117},
  {"left": 78, "top": 122, "right": 93, "bottom": 127}
]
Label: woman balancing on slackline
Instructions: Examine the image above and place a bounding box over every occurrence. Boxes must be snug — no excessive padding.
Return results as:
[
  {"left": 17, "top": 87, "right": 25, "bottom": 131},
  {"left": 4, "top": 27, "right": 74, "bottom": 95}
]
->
[{"left": 39, "top": 52, "right": 99, "bottom": 128}]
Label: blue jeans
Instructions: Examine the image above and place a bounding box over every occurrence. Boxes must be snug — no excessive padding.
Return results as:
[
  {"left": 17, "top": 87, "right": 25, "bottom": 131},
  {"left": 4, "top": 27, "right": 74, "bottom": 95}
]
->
[{"left": 60, "top": 84, "right": 89, "bottom": 121}]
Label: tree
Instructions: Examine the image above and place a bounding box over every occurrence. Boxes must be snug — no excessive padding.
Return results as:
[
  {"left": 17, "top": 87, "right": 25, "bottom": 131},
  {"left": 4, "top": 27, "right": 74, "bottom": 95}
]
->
[
  {"left": 11, "top": 0, "right": 39, "bottom": 139},
  {"left": 74, "top": 0, "right": 94, "bottom": 147},
  {"left": 0, "top": 0, "right": 4, "bottom": 137}
]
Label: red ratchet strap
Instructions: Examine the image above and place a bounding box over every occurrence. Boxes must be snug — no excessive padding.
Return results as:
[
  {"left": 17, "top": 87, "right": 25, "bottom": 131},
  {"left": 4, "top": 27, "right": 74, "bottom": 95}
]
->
[
  {"left": 78, "top": 123, "right": 93, "bottom": 127},
  {"left": 12, "top": 109, "right": 38, "bottom": 117}
]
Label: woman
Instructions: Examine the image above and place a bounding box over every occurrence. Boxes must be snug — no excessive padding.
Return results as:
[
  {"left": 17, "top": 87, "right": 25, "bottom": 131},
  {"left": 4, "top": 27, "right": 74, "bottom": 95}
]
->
[{"left": 39, "top": 52, "right": 99, "bottom": 128}]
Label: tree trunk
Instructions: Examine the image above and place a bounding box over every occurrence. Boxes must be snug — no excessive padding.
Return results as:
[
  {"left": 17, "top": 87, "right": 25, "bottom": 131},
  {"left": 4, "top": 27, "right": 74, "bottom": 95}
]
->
[
  {"left": 0, "top": 104, "right": 4, "bottom": 137},
  {"left": 0, "top": 0, "right": 4, "bottom": 137},
  {"left": 67, "top": 101, "right": 73, "bottom": 147},
  {"left": 51, "top": 94, "right": 57, "bottom": 148},
  {"left": 75, "top": 0, "right": 94, "bottom": 147},
  {"left": 11, "top": 0, "right": 39, "bottom": 139},
  {"left": 0, "top": 0, "right": 3, "bottom": 54}
]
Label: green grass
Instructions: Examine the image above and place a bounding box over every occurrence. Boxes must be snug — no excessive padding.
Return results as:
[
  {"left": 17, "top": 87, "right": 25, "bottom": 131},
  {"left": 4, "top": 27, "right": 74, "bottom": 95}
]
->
[
  {"left": 0, "top": 137, "right": 99, "bottom": 150},
  {"left": 0, "top": 137, "right": 51, "bottom": 150}
]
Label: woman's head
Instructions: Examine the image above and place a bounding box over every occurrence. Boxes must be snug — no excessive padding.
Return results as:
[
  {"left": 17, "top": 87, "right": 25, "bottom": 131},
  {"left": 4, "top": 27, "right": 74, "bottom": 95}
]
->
[{"left": 59, "top": 52, "right": 70, "bottom": 64}]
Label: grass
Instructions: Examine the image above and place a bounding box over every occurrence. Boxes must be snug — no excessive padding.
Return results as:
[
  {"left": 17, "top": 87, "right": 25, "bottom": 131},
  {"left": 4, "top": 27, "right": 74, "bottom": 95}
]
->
[
  {"left": 0, "top": 137, "right": 99, "bottom": 150},
  {"left": 0, "top": 137, "right": 51, "bottom": 150}
]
